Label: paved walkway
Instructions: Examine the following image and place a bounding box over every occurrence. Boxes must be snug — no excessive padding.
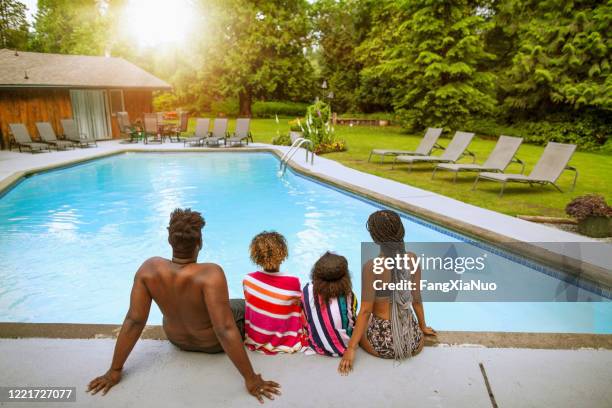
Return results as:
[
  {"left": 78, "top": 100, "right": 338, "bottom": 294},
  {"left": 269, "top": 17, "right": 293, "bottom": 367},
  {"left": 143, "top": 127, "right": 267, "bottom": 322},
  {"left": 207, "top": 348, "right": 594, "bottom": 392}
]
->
[{"left": 0, "top": 339, "right": 610, "bottom": 408}]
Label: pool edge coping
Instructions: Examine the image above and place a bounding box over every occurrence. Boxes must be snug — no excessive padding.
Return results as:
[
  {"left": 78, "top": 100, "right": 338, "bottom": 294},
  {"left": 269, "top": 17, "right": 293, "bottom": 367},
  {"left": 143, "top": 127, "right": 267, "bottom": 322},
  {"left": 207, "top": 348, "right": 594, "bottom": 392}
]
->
[
  {"left": 0, "top": 322, "right": 610, "bottom": 350},
  {"left": 1, "top": 146, "right": 610, "bottom": 291}
]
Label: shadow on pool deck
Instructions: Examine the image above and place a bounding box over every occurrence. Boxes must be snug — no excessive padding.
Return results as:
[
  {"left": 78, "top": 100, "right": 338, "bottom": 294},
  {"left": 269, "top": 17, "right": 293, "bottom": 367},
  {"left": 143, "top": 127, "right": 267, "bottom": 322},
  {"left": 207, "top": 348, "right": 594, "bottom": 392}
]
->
[{"left": 0, "top": 338, "right": 611, "bottom": 408}]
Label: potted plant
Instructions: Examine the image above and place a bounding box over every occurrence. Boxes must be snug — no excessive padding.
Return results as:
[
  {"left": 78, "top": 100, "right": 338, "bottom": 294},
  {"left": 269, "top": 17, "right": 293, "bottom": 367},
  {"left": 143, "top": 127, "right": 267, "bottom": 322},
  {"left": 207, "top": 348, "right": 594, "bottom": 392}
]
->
[{"left": 565, "top": 194, "right": 612, "bottom": 238}]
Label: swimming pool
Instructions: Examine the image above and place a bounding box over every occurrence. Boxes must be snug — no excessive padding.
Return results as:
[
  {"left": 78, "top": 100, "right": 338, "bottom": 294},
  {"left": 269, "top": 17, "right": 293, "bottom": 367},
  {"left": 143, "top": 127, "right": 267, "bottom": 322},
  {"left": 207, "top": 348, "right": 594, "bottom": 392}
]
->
[{"left": 0, "top": 152, "right": 609, "bottom": 333}]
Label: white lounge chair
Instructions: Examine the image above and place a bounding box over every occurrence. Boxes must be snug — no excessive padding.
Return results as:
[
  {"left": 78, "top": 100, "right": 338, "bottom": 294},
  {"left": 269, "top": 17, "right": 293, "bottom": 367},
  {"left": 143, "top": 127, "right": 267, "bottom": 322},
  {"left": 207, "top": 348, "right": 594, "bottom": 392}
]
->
[
  {"left": 226, "top": 118, "right": 252, "bottom": 146},
  {"left": 204, "top": 118, "right": 228, "bottom": 147},
  {"left": 369, "top": 127, "right": 444, "bottom": 163},
  {"left": 36, "top": 122, "right": 75, "bottom": 150},
  {"left": 392, "top": 131, "right": 476, "bottom": 171},
  {"left": 9, "top": 123, "right": 51, "bottom": 153},
  {"left": 183, "top": 118, "right": 210, "bottom": 146},
  {"left": 432, "top": 135, "right": 524, "bottom": 182},
  {"left": 60, "top": 119, "right": 97, "bottom": 147},
  {"left": 472, "top": 142, "right": 578, "bottom": 197}
]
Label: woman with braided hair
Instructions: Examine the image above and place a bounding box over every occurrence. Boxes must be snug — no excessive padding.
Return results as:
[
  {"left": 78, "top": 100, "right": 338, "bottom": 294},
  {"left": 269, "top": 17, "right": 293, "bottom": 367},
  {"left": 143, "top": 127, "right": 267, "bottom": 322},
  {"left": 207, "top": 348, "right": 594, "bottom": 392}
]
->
[{"left": 338, "top": 210, "right": 436, "bottom": 374}]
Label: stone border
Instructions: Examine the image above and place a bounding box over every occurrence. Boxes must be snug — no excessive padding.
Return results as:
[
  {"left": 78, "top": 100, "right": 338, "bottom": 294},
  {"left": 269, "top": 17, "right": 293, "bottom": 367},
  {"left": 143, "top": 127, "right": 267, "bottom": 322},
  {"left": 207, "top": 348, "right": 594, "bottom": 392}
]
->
[{"left": 0, "top": 323, "right": 609, "bottom": 350}]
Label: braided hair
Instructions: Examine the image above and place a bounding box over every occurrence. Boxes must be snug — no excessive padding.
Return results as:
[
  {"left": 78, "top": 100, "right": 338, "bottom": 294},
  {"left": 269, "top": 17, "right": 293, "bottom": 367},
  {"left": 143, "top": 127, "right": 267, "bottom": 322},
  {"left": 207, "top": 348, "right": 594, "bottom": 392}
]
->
[
  {"left": 366, "top": 209, "right": 417, "bottom": 361},
  {"left": 366, "top": 210, "right": 405, "bottom": 254},
  {"left": 167, "top": 208, "right": 205, "bottom": 258}
]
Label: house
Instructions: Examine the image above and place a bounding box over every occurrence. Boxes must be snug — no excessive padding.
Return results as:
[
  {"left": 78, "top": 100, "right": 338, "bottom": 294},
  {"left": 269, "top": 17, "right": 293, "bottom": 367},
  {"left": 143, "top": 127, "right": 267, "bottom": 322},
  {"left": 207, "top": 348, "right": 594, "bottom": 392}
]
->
[{"left": 0, "top": 49, "right": 171, "bottom": 149}]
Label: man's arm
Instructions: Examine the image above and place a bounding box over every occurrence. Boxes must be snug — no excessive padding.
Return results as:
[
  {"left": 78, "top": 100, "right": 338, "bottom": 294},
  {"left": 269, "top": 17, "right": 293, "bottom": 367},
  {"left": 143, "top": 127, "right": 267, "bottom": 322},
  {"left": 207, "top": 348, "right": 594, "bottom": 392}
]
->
[
  {"left": 203, "top": 265, "right": 280, "bottom": 403},
  {"left": 88, "top": 263, "right": 153, "bottom": 395}
]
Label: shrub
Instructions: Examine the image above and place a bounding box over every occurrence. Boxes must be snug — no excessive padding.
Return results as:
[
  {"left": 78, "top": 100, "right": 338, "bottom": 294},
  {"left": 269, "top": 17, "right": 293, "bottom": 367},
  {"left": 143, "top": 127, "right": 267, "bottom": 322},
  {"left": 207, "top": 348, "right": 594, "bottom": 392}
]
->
[
  {"left": 339, "top": 111, "right": 397, "bottom": 122},
  {"left": 272, "top": 133, "right": 292, "bottom": 146},
  {"left": 153, "top": 92, "right": 180, "bottom": 112},
  {"left": 565, "top": 195, "right": 612, "bottom": 221},
  {"left": 297, "top": 100, "right": 346, "bottom": 154},
  {"left": 314, "top": 140, "right": 347, "bottom": 154},
  {"left": 252, "top": 101, "right": 309, "bottom": 118},
  {"left": 464, "top": 112, "right": 610, "bottom": 151},
  {"left": 210, "top": 99, "right": 239, "bottom": 117}
]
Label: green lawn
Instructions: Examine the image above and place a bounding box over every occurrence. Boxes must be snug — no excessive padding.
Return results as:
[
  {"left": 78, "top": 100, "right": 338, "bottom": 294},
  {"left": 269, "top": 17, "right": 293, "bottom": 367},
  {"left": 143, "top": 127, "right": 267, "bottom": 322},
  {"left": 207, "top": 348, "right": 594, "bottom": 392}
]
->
[{"left": 187, "top": 118, "right": 612, "bottom": 218}]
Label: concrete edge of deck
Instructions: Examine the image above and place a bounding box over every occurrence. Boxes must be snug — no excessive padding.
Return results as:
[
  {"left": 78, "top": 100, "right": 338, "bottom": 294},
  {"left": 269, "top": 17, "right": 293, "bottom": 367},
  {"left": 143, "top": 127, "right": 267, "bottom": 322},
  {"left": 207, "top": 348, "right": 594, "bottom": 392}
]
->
[
  {"left": 0, "top": 323, "right": 610, "bottom": 350},
  {"left": 0, "top": 144, "right": 610, "bottom": 291}
]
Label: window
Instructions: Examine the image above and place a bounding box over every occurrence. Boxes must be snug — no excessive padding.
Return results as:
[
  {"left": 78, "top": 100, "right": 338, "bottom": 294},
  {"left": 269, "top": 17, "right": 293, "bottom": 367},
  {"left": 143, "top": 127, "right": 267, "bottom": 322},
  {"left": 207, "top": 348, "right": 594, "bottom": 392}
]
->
[{"left": 109, "top": 89, "right": 124, "bottom": 115}]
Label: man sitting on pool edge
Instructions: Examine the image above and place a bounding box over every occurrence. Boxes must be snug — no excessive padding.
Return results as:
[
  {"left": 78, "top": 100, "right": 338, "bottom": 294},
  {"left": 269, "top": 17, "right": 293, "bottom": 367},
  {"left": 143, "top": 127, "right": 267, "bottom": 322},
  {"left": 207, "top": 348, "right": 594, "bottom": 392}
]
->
[{"left": 87, "top": 208, "right": 281, "bottom": 403}]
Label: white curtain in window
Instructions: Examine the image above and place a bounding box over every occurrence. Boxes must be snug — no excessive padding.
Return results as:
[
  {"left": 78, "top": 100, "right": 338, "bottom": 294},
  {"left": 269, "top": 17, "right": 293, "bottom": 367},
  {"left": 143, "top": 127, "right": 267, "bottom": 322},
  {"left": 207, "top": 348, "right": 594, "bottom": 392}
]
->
[{"left": 70, "top": 90, "right": 111, "bottom": 140}]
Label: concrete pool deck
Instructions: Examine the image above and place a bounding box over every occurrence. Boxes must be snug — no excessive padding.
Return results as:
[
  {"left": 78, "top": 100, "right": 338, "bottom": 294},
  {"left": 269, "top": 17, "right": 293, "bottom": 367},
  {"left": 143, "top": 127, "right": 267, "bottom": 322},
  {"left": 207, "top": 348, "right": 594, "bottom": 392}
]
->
[
  {"left": 0, "top": 140, "right": 610, "bottom": 287},
  {"left": 1, "top": 338, "right": 611, "bottom": 408}
]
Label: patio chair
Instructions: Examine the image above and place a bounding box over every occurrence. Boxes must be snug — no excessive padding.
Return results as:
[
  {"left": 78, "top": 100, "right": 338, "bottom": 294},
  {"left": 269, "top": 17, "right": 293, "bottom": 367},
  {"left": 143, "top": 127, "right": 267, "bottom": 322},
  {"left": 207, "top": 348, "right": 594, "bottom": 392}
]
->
[
  {"left": 60, "top": 119, "right": 97, "bottom": 147},
  {"left": 432, "top": 135, "right": 524, "bottom": 182},
  {"left": 9, "top": 123, "right": 51, "bottom": 153},
  {"left": 183, "top": 118, "right": 210, "bottom": 147},
  {"left": 117, "top": 112, "right": 142, "bottom": 143},
  {"left": 368, "top": 127, "right": 444, "bottom": 163},
  {"left": 143, "top": 113, "right": 162, "bottom": 144},
  {"left": 171, "top": 111, "right": 189, "bottom": 143},
  {"left": 226, "top": 118, "right": 253, "bottom": 146},
  {"left": 203, "top": 118, "right": 228, "bottom": 147},
  {"left": 392, "top": 131, "right": 476, "bottom": 171},
  {"left": 472, "top": 142, "right": 578, "bottom": 197},
  {"left": 35, "top": 122, "right": 75, "bottom": 150}
]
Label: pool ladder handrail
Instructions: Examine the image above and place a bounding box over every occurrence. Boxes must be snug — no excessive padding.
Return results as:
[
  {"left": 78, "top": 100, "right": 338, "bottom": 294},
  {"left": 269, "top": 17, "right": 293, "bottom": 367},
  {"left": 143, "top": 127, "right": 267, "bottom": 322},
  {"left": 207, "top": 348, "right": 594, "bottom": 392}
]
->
[{"left": 279, "top": 138, "right": 314, "bottom": 175}]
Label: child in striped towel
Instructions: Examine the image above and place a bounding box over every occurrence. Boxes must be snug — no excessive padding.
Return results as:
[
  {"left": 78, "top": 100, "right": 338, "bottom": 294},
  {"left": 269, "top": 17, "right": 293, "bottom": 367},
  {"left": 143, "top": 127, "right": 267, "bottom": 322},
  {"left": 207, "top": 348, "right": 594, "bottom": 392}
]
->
[
  {"left": 301, "top": 252, "right": 357, "bottom": 357},
  {"left": 243, "top": 231, "right": 306, "bottom": 354}
]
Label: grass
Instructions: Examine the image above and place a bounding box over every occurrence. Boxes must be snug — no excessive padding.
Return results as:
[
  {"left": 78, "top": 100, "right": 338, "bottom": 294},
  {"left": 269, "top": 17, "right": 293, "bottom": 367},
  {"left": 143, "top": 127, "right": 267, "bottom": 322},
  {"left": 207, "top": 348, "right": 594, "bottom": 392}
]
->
[{"left": 186, "top": 117, "right": 612, "bottom": 218}]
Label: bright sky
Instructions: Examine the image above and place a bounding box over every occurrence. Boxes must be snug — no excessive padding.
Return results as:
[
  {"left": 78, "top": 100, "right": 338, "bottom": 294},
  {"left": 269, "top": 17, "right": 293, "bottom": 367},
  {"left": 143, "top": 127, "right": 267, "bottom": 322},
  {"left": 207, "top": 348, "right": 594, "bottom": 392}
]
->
[
  {"left": 19, "top": 0, "right": 198, "bottom": 49},
  {"left": 21, "top": 0, "right": 38, "bottom": 22}
]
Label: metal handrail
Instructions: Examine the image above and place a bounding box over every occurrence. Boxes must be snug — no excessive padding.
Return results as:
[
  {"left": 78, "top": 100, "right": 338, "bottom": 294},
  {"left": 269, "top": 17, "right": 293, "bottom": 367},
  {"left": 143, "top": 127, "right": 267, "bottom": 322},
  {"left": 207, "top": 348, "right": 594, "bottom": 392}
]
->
[{"left": 279, "top": 138, "right": 314, "bottom": 175}]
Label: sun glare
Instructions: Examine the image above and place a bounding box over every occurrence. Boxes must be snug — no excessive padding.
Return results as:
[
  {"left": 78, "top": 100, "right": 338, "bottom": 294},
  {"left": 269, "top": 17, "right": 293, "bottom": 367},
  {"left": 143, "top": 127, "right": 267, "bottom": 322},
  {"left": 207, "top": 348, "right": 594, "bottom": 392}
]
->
[{"left": 123, "top": 0, "right": 197, "bottom": 48}]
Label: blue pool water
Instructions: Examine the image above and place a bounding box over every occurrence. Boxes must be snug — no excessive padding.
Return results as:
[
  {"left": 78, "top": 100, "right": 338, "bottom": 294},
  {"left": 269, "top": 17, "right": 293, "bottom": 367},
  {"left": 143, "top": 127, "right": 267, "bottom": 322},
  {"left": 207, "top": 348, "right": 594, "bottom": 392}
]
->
[{"left": 0, "top": 152, "right": 609, "bottom": 333}]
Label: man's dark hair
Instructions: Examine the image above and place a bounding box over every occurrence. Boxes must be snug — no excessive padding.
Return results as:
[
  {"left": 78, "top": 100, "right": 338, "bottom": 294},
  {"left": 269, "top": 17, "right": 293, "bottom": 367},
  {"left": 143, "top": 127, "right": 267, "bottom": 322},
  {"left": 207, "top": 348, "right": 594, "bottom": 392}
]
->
[
  {"left": 311, "top": 252, "right": 352, "bottom": 303},
  {"left": 167, "top": 208, "right": 205, "bottom": 257}
]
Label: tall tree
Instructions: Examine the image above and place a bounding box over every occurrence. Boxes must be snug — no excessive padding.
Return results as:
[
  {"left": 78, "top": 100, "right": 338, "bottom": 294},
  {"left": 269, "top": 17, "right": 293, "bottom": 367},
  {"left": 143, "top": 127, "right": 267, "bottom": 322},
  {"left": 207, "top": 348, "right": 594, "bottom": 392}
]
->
[
  {"left": 190, "top": 0, "right": 315, "bottom": 116},
  {"left": 358, "top": 0, "right": 497, "bottom": 130},
  {"left": 312, "top": 0, "right": 368, "bottom": 112},
  {"left": 30, "top": 0, "right": 107, "bottom": 55},
  {"left": 501, "top": 0, "right": 612, "bottom": 114},
  {"left": 0, "top": 0, "right": 30, "bottom": 50}
]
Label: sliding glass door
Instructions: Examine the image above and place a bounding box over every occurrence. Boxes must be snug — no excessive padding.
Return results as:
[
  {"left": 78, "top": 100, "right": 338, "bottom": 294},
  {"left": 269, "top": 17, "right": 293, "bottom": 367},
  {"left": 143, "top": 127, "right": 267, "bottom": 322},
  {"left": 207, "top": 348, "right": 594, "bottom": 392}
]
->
[{"left": 70, "top": 90, "right": 111, "bottom": 140}]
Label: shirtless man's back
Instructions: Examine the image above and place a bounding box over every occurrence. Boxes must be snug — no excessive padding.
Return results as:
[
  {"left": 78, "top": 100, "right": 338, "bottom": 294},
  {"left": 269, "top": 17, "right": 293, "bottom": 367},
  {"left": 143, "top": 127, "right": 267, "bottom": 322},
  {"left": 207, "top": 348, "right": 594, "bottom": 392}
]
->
[{"left": 87, "top": 209, "right": 280, "bottom": 403}]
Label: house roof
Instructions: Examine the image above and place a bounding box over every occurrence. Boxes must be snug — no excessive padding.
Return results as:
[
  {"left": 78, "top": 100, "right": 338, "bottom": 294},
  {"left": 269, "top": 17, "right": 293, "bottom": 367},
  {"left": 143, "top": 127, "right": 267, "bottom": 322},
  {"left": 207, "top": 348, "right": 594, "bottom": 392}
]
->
[{"left": 0, "top": 49, "right": 171, "bottom": 90}]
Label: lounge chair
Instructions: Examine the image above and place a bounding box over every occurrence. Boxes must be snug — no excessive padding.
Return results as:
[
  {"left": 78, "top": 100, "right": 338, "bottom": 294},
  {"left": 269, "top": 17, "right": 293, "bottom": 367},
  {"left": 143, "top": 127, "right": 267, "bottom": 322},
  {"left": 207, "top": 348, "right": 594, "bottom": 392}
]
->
[
  {"left": 171, "top": 111, "right": 189, "bottom": 143},
  {"left": 432, "top": 135, "right": 524, "bottom": 182},
  {"left": 117, "top": 112, "right": 142, "bottom": 143},
  {"left": 143, "top": 113, "right": 162, "bottom": 144},
  {"left": 36, "top": 122, "right": 75, "bottom": 150},
  {"left": 226, "top": 118, "right": 253, "bottom": 146},
  {"left": 60, "top": 119, "right": 97, "bottom": 147},
  {"left": 183, "top": 118, "right": 210, "bottom": 146},
  {"left": 392, "top": 131, "right": 476, "bottom": 170},
  {"left": 9, "top": 123, "right": 51, "bottom": 153},
  {"left": 204, "top": 118, "right": 228, "bottom": 147},
  {"left": 368, "top": 127, "right": 444, "bottom": 163},
  {"left": 473, "top": 142, "right": 578, "bottom": 197}
]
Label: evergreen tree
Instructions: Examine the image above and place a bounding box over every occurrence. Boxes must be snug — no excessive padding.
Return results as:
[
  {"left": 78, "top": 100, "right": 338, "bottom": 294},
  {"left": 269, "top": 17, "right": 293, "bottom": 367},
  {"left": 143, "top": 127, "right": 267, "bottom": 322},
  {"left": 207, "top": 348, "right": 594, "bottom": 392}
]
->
[
  {"left": 358, "top": 0, "right": 497, "bottom": 131},
  {"left": 30, "top": 0, "right": 107, "bottom": 55},
  {"left": 311, "top": 0, "right": 373, "bottom": 112},
  {"left": 0, "top": 0, "right": 30, "bottom": 50},
  {"left": 502, "top": 0, "right": 612, "bottom": 113}
]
